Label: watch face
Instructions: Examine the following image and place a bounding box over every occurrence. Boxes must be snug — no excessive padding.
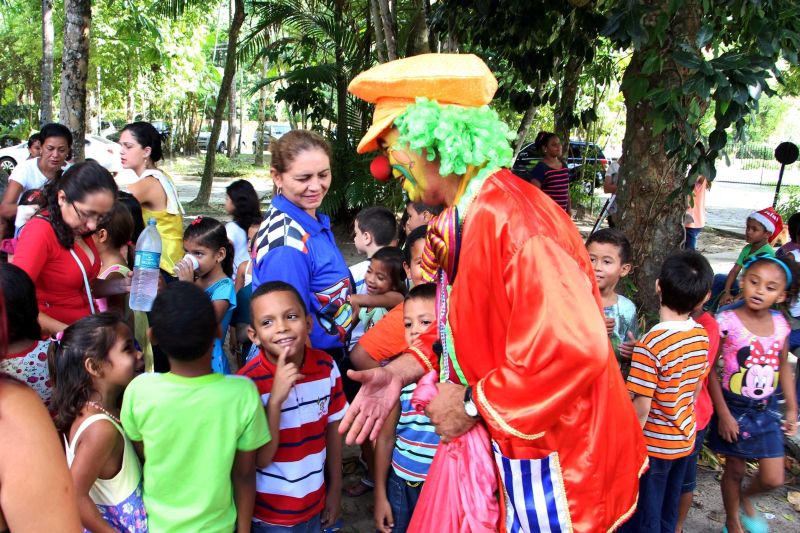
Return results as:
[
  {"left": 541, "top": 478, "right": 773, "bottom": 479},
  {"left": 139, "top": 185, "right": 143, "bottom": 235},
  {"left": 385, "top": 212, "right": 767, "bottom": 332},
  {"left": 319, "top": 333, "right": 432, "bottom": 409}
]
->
[{"left": 465, "top": 400, "right": 479, "bottom": 418}]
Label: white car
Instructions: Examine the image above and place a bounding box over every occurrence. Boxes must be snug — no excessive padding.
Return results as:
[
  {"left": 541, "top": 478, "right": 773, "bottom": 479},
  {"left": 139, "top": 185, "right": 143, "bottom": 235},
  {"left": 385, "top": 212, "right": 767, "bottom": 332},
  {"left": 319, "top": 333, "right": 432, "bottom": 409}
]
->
[{"left": 0, "top": 135, "right": 122, "bottom": 174}]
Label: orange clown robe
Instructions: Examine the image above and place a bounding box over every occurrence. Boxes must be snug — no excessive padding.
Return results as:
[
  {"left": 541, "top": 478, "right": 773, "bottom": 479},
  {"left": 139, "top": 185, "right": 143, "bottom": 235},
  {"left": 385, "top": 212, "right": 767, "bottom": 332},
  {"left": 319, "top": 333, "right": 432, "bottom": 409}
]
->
[{"left": 408, "top": 168, "right": 648, "bottom": 532}]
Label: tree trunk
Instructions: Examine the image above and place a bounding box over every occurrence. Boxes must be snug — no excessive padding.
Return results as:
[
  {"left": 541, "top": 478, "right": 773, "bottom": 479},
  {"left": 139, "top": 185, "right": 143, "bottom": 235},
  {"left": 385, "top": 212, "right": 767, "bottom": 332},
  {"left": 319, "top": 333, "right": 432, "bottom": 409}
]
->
[
  {"left": 369, "top": 0, "right": 387, "bottom": 63},
  {"left": 225, "top": 0, "right": 238, "bottom": 159},
  {"left": 59, "top": 0, "right": 91, "bottom": 162},
  {"left": 330, "top": 0, "right": 349, "bottom": 214},
  {"left": 617, "top": 0, "right": 702, "bottom": 320},
  {"left": 405, "top": 0, "right": 430, "bottom": 56},
  {"left": 40, "top": 0, "right": 54, "bottom": 125},
  {"left": 554, "top": 55, "right": 583, "bottom": 150},
  {"left": 255, "top": 60, "right": 267, "bottom": 166},
  {"left": 376, "top": 0, "right": 397, "bottom": 60},
  {"left": 513, "top": 94, "right": 538, "bottom": 156},
  {"left": 226, "top": 78, "right": 237, "bottom": 158},
  {"left": 126, "top": 64, "right": 135, "bottom": 122},
  {"left": 193, "top": 0, "right": 245, "bottom": 206}
]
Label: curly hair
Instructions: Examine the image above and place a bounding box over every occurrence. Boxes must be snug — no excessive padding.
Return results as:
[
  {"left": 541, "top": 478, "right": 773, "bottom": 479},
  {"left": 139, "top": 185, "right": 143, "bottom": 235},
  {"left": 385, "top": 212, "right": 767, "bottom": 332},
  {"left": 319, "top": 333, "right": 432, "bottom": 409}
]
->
[
  {"left": 393, "top": 98, "right": 515, "bottom": 181},
  {"left": 48, "top": 313, "right": 126, "bottom": 434}
]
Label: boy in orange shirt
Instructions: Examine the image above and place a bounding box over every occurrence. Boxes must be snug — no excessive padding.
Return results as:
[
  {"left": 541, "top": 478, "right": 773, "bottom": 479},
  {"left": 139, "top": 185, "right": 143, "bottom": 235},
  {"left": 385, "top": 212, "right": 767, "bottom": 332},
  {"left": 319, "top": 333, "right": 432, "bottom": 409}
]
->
[{"left": 623, "top": 250, "right": 713, "bottom": 532}]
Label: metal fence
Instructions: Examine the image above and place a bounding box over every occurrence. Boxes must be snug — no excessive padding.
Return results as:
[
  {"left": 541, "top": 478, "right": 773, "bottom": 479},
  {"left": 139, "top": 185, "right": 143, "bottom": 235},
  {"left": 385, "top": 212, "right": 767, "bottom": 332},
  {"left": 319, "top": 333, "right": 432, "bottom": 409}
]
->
[{"left": 715, "top": 141, "right": 800, "bottom": 186}]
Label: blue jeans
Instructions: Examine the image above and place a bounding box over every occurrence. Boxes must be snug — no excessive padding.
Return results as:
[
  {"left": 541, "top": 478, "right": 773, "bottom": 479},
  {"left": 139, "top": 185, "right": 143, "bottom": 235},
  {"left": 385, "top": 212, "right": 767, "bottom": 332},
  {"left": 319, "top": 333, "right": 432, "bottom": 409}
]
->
[
  {"left": 620, "top": 454, "right": 692, "bottom": 533},
  {"left": 711, "top": 273, "right": 740, "bottom": 305},
  {"left": 684, "top": 227, "right": 702, "bottom": 250},
  {"left": 251, "top": 514, "right": 321, "bottom": 533},
  {"left": 386, "top": 468, "right": 423, "bottom": 533}
]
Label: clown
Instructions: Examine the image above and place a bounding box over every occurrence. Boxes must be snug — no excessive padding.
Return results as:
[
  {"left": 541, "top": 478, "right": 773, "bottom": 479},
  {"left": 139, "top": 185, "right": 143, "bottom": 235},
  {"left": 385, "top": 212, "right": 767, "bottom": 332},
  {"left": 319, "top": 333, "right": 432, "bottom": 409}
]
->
[{"left": 339, "top": 54, "right": 648, "bottom": 532}]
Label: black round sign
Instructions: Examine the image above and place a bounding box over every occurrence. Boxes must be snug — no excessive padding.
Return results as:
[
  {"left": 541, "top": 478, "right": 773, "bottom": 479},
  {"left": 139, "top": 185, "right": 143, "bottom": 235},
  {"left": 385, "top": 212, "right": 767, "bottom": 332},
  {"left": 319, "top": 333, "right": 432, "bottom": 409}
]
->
[{"left": 775, "top": 142, "right": 799, "bottom": 165}]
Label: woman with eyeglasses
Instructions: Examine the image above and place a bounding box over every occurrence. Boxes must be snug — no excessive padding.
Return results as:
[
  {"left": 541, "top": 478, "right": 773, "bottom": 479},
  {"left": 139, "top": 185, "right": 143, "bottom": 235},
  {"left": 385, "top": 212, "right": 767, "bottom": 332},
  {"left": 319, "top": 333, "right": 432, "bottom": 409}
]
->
[{"left": 12, "top": 160, "right": 127, "bottom": 336}]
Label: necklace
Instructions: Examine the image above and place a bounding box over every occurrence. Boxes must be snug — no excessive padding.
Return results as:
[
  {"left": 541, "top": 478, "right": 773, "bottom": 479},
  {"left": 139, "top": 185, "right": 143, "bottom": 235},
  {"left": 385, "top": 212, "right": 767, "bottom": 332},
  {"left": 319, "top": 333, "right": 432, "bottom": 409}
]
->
[{"left": 86, "top": 401, "right": 121, "bottom": 425}]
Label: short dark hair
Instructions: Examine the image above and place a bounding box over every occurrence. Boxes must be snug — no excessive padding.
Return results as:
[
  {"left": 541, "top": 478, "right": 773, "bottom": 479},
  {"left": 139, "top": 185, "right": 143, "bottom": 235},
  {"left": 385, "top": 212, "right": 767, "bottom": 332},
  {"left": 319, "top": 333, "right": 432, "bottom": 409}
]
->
[
  {"left": 658, "top": 250, "right": 713, "bottom": 314},
  {"left": 0, "top": 263, "right": 41, "bottom": 342},
  {"left": 371, "top": 246, "right": 407, "bottom": 295},
  {"left": 39, "top": 123, "right": 73, "bottom": 148},
  {"left": 28, "top": 132, "right": 43, "bottom": 146},
  {"left": 251, "top": 281, "right": 308, "bottom": 319},
  {"left": 405, "top": 282, "right": 436, "bottom": 302},
  {"left": 150, "top": 282, "right": 217, "bottom": 361},
  {"left": 586, "top": 228, "right": 633, "bottom": 264},
  {"left": 403, "top": 224, "right": 428, "bottom": 264},
  {"left": 788, "top": 213, "right": 800, "bottom": 243},
  {"left": 356, "top": 206, "right": 397, "bottom": 247},
  {"left": 409, "top": 202, "right": 443, "bottom": 217},
  {"left": 121, "top": 121, "right": 163, "bottom": 162}
]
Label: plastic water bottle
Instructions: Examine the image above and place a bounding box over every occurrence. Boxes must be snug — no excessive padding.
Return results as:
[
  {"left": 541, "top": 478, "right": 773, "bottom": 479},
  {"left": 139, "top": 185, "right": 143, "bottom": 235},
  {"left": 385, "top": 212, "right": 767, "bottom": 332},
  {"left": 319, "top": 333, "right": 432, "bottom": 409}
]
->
[{"left": 129, "top": 218, "right": 162, "bottom": 312}]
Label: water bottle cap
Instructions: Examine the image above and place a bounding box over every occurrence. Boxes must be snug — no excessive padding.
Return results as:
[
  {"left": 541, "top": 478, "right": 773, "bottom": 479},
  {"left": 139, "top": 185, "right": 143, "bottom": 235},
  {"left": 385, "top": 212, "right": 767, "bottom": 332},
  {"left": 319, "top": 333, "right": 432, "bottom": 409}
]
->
[{"left": 148, "top": 217, "right": 157, "bottom": 226}]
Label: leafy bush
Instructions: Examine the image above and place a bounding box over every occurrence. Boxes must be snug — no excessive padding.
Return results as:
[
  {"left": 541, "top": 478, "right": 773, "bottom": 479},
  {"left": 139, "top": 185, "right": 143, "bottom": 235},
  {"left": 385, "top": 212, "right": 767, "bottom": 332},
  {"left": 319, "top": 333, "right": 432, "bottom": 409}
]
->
[{"left": 776, "top": 186, "right": 800, "bottom": 222}]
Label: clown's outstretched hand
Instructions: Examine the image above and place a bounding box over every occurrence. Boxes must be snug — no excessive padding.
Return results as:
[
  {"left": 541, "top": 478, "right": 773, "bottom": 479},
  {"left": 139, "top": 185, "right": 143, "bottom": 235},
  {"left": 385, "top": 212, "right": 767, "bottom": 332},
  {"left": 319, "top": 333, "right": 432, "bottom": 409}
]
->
[{"left": 339, "top": 365, "right": 403, "bottom": 445}]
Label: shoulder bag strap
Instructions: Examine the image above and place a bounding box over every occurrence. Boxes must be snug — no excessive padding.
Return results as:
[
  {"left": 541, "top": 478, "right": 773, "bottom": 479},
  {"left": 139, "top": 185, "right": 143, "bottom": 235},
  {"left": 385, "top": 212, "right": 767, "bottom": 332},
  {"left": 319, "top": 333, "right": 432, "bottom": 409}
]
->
[{"left": 70, "top": 248, "right": 96, "bottom": 315}]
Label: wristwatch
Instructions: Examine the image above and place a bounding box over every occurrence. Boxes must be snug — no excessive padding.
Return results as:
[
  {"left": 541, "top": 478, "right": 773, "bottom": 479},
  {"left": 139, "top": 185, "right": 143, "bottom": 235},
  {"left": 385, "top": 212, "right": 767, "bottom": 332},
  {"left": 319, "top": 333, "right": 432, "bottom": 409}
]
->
[{"left": 464, "top": 386, "right": 480, "bottom": 418}]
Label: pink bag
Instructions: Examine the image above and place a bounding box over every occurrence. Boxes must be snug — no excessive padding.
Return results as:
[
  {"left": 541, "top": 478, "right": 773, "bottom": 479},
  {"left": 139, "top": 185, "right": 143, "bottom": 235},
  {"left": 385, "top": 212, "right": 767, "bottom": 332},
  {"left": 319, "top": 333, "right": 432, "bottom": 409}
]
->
[{"left": 407, "top": 371, "right": 499, "bottom": 533}]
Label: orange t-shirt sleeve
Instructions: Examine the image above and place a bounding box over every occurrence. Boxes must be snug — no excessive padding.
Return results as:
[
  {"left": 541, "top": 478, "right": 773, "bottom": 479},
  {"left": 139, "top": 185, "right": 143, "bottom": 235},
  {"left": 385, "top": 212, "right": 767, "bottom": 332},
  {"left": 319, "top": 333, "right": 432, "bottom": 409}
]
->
[{"left": 357, "top": 303, "right": 407, "bottom": 361}]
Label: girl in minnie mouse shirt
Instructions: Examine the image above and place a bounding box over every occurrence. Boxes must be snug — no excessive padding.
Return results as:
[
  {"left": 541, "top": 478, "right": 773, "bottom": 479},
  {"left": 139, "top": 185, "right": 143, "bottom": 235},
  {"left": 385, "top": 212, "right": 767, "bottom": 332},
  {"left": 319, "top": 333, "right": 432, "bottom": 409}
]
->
[{"left": 707, "top": 254, "right": 799, "bottom": 533}]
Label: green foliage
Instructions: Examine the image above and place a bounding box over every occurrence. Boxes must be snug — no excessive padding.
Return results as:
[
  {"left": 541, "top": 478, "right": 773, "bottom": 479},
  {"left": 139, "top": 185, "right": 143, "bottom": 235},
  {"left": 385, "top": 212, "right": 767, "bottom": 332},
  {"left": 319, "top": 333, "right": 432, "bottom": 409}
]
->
[
  {"left": 603, "top": 0, "right": 800, "bottom": 192},
  {"left": 776, "top": 186, "right": 800, "bottom": 223}
]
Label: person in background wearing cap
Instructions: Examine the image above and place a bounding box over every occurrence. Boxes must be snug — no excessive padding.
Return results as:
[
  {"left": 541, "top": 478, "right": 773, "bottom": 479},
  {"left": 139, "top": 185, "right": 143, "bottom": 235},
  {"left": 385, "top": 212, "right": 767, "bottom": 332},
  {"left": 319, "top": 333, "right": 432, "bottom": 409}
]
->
[
  {"left": 715, "top": 207, "right": 783, "bottom": 307},
  {"left": 339, "top": 53, "right": 648, "bottom": 532}
]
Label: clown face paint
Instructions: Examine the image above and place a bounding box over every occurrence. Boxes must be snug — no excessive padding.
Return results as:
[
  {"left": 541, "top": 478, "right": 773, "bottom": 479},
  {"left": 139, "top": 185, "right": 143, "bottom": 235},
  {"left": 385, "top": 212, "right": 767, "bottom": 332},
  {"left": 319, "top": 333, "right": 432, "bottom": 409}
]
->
[{"left": 378, "top": 128, "right": 450, "bottom": 205}]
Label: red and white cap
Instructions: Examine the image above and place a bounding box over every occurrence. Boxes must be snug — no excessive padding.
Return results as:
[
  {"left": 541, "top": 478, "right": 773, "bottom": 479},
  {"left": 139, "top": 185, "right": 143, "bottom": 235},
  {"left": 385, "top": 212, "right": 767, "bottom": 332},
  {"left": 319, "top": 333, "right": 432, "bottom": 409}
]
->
[{"left": 749, "top": 207, "right": 784, "bottom": 243}]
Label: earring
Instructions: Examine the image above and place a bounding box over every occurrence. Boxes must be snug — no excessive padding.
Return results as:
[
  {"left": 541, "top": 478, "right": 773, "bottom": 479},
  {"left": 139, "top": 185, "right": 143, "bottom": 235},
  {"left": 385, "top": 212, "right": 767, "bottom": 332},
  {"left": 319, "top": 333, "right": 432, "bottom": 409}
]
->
[{"left": 277, "top": 187, "right": 283, "bottom": 196}]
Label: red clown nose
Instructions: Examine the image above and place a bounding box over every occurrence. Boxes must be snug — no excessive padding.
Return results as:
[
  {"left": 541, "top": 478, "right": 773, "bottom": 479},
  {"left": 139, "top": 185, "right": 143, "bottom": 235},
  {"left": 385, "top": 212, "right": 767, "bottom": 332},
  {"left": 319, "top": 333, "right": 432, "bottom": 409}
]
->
[{"left": 370, "top": 155, "right": 392, "bottom": 182}]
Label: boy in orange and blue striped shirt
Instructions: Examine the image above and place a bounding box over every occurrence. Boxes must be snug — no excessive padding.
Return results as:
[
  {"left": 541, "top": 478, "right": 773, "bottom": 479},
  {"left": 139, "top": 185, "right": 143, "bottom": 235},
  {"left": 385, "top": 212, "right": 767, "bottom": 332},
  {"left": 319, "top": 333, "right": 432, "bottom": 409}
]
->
[{"left": 621, "top": 250, "right": 713, "bottom": 533}]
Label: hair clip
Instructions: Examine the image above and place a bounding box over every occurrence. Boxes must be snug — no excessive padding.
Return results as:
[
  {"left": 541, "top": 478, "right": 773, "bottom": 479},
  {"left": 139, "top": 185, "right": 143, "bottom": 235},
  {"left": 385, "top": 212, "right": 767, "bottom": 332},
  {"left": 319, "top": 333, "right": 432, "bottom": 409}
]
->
[
  {"left": 127, "top": 240, "right": 134, "bottom": 247},
  {"left": 50, "top": 330, "right": 64, "bottom": 345},
  {"left": 191, "top": 217, "right": 203, "bottom": 226}
]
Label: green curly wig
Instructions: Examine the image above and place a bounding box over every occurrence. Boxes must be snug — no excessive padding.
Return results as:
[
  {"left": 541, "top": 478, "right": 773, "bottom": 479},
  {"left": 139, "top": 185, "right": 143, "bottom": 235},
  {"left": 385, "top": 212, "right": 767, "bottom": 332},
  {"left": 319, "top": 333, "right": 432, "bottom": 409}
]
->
[{"left": 393, "top": 98, "right": 516, "bottom": 179}]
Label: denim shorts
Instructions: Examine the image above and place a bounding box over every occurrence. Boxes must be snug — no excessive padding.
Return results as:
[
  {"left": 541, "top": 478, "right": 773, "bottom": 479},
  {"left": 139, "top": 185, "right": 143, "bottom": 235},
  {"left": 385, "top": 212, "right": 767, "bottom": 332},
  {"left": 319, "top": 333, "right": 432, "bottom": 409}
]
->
[
  {"left": 387, "top": 468, "right": 424, "bottom": 533},
  {"left": 707, "top": 392, "right": 784, "bottom": 459},
  {"left": 681, "top": 426, "right": 708, "bottom": 493}
]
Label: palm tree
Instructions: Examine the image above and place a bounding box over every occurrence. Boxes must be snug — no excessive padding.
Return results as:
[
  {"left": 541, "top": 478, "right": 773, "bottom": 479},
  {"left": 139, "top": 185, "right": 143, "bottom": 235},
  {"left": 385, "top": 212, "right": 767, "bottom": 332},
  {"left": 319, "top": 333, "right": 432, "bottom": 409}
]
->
[{"left": 60, "top": 0, "right": 91, "bottom": 161}]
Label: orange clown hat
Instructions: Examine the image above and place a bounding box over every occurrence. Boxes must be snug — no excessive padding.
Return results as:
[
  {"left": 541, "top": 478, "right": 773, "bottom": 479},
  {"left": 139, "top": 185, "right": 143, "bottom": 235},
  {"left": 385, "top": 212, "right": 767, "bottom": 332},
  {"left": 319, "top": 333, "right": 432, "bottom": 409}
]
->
[{"left": 348, "top": 54, "right": 498, "bottom": 154}]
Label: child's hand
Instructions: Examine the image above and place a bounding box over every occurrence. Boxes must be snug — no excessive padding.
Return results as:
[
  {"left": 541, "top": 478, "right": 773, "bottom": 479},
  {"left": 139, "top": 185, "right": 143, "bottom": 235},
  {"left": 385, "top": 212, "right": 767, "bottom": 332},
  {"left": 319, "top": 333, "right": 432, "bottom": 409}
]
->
[
  {"left": 604, "top": 317, "right": 615, "bottom": 335},
  {"left": 321, "top": 488, "right": 341, "bottom": 529},
  {"left": 174, "top": 258, "right": 196, "bottom": 283},
  {"left": 783, "top": 410, "right": 798, "bottom": 437},
  {"left": 619, "top": 332, "right": 637, "bottom": 360},
  {"left": 719, "top": 291, "right": 734, "bottom": 306},
  {"left": 718, "top": 413, "right": 739, "bottom": 443},
  {"left": 374, "top": 495, "right": 394, "bottom": 533},
  {"left": 269, "top": 346, "right": 302, "bottom": 407}
]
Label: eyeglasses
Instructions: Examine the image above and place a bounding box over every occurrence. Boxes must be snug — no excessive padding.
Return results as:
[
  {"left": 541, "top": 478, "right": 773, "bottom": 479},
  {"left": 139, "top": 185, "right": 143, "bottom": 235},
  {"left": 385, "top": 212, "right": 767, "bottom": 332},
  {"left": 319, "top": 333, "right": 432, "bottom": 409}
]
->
[{"left": 71, "top": 202, "right": 102, "bottom": 224}]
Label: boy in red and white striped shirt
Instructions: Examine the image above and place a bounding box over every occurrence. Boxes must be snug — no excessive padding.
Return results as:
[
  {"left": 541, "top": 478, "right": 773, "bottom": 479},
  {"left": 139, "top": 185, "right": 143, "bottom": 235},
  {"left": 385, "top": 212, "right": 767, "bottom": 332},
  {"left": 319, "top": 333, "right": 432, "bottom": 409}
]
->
[
  {"left": 239, "top": 281, "right": 348, "bottom": 532},
  {"left": 622, "top": 250, "right": 713, "bottom": 533}
]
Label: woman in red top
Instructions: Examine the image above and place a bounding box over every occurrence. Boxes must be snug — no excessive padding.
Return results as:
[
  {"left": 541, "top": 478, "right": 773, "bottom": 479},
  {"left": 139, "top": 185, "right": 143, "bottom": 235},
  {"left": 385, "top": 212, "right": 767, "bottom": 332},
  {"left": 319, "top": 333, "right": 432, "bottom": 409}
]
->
[{"left": 12, "top": 160, "right": 122, "bottom": 336}]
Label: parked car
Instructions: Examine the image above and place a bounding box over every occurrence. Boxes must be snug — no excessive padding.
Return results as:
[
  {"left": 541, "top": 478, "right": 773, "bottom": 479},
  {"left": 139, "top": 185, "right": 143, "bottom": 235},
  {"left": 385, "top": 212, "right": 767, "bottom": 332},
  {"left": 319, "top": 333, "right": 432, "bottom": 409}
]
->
[
  {"left": 252, "top": 125, "right": 271, "bottom": 153},
  {"left": 0, "top": 141, "right": 31, "bottom": 173},
  {"left": 0, "top": 135, "right": 122, "bottom": 174},
  {"left": 512, "top": 140, "right": 609, "bottom": 194},
  {"left": 198, "top": 123, "right": 230, "bottom": 153}
]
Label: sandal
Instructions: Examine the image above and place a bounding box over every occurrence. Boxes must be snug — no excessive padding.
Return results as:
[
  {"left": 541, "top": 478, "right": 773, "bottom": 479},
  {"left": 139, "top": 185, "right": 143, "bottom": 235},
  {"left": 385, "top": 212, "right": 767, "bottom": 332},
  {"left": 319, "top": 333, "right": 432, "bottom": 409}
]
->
[
  {"left": 740, "top": 511, "right": 768, "bottom": 533},
  {"left": 344, "top": 476, "right": 374, "bottom": 497}
]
